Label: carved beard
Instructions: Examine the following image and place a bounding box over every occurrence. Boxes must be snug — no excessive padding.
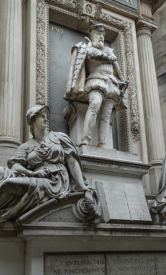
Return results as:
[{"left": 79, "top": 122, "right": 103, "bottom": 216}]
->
[{"left": 92, "top": 40, "right": 104, "bottom": 49}]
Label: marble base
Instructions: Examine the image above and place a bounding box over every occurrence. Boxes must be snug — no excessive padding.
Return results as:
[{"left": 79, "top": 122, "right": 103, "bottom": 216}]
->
[{"left": 78, "top": 144, "right": 140, "bottom": 163}]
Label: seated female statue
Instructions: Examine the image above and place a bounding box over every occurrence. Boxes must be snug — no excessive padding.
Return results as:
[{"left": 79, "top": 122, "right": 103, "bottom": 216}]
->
[{"left": 0, "top": 105, "right": 90, "bottom": 222}]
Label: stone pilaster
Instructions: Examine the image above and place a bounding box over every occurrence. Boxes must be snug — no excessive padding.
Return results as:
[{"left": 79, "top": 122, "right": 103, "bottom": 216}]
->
[
  {"left": 140, "top": 0, "right": 152, "bottom": 18},
  {"left": 0, "top": 0, "right": 23, "bottom": 164},
  {"left": 137, "top": 21, "right": 165, "bottom": 192}
]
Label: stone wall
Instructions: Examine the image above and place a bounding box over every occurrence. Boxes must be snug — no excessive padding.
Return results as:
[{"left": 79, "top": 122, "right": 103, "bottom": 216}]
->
[{"left": 0, "top": 239, "right": 24, "bottom": 275}]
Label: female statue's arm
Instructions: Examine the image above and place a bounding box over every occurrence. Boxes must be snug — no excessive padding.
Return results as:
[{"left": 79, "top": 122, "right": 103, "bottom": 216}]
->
[
  {"left": 66, "top": 155, "right": 88, "bottom": 191},
  {"left": 11, "top": 163, "right": 33, "bottom": 176},
  {"left": 8, "top": 142, "right": 33, "bottom": 176}
]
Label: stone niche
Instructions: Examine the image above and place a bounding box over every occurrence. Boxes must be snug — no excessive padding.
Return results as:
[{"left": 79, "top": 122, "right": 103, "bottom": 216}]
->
[
  {"left": 49, "top": 21, "right": 128, "bottom": 152},
  {"left": 45, "top": 1, "right": 144, "bottom": 159}
]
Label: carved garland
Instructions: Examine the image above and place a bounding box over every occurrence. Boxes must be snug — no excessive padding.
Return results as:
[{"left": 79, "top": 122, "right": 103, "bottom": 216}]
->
[
  {"left": 36, "top": 0, "right": 48, "bottom": 105},
  {"left": 124, "top": 23, "right": 140, "bottom": 142},
  {"left": 36, "top": 0, "right": 140, "bottom": 141}
]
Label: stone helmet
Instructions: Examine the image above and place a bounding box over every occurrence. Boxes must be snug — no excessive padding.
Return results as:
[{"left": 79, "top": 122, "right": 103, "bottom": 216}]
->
[
  {"left": 89, "top": 23, "right": 105, "bottom": 35},
  {"left": 26, "top": 105, "right": 49, "bottom": 125}
]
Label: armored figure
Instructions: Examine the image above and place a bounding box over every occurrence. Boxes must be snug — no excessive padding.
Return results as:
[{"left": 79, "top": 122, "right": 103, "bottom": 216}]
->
[
  {"left": 0, "top": 105, "right": 98, "bottom": 222},
  {"left": 66, "top": 23, "right": 128, "bottom": 146}
]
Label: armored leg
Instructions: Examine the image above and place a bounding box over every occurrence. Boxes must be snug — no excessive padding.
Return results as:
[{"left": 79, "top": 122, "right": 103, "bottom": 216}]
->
[
  {"left": 82, "top": 90, "right": 103, "bottom": 145},
  {"left": 98, "top": 99, "right": 114, "bottom": 147}
]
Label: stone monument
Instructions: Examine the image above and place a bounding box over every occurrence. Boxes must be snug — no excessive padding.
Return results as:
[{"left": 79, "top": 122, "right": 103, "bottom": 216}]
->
[{"left": 1, "top": 1, "right": 166, "bottom": 274}]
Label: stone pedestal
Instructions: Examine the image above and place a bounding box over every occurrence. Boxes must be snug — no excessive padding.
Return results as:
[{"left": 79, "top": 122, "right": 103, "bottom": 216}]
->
[
  {"left": 81, "top": 155, "right": 151, "bottom": 224},
  {"left": 137, "top": 20, "right": 165, "bottom": 192},
  {"left": 0, "top": 0, "right": 23, "bottom": 165}
]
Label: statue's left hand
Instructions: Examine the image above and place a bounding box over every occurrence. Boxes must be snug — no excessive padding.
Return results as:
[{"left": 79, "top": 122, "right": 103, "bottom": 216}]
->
[{"left": 32, "top": 169, "right": 48, "bottom": 178}]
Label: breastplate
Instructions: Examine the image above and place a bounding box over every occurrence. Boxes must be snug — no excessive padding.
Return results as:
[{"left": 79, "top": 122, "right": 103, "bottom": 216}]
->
[{"left": 86, "top": 46, "right": 114, "bottom": 76}]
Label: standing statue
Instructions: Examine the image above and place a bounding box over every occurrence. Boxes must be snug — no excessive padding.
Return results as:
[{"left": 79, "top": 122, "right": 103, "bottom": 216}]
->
[
  {"left": 66, "top": 23, "right": 128, "bottom": 146},
  {"left": 0, "top": 105, "right": 99, "bottom": 223}
]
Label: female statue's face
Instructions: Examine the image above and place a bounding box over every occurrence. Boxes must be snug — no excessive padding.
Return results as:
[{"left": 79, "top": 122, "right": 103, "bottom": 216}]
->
[{"left": 33, "top": 110, "right": 47, "bottom": 131}]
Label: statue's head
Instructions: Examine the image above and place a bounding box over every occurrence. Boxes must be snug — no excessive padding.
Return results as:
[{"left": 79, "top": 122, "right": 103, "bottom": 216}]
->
[
  {"left": 89, "top": 23, "right": 105, "bottom": 48},
  {"left": 26, "top": 105, "right": 49, "bottom": 136}
]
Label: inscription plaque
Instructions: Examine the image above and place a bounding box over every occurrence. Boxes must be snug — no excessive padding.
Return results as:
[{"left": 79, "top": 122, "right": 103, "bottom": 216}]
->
[
  {"left": 155, "top": 254, "right": 166, "bottom": 275},
  {"left": 45, "top": 253, "right": 166, "bottom": 275},
  {"left": 106, "top": 253, "right": 156, "bottom": 275},
  {"left": 45, "top": 254, "right": 105, "bottom": 275},
  {"left": 124, "top": 182, "right": 152, "bottom": 221},
  {"left": 96, "top": 180, "right": 151, "bottom": 223}
]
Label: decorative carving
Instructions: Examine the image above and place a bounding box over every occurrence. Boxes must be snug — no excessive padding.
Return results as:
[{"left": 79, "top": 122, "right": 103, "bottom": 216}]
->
[
  {"left": 73, "top": 189, "right": 101, "bottom": 222},
  {"left": 0, "top": 106, "right": 100, "bottom": 223},
  {"left": 36, "top": 0, "right": 48, "bottom": 105},
  {"left": 123, "top": 23, "right": 140, "bottom": 141},
  {"left": 116, "top": 32, "right": 130, "bottom": 151},
  {"left": 99, "top": 12, "right": 127, "bottom": 30},
  {"left": 82, "top": 1, "right": 96, "bottom": 18},
  {"left": 46, "top": 0, "right": 77, "bottom": 11}
]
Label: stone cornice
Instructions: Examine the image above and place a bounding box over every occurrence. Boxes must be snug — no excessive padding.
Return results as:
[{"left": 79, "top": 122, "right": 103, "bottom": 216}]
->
[{"left": 80, "top": 155, "right": 150, "bottom": 175}]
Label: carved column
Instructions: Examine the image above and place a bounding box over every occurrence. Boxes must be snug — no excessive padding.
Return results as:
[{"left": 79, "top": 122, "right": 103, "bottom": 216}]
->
[
  {"left": 137, "top": 21, "right": 165, "bottom": 192},
  {"left": 0, "top": 0, "right": 23, "bottom": 164}
]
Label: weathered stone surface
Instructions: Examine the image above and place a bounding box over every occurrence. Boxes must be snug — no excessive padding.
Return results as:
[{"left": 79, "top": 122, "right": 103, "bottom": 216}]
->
[
  {"left": 155, "top": 253, "right": 166, "bottom": 275},
  {"left": 49, "top": 23, "right": 84, "bottom": 133}
]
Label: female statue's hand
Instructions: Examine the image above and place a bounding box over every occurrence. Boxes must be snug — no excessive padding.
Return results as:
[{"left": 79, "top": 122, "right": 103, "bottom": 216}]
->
[{"left": 32, "top": 169, "right": 48, "bottom": 178}]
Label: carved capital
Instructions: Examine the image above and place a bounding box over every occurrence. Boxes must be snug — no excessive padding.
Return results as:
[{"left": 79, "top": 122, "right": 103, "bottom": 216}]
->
[{"left": 136, "top": 19, "right": 158, "bottom": 36}]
